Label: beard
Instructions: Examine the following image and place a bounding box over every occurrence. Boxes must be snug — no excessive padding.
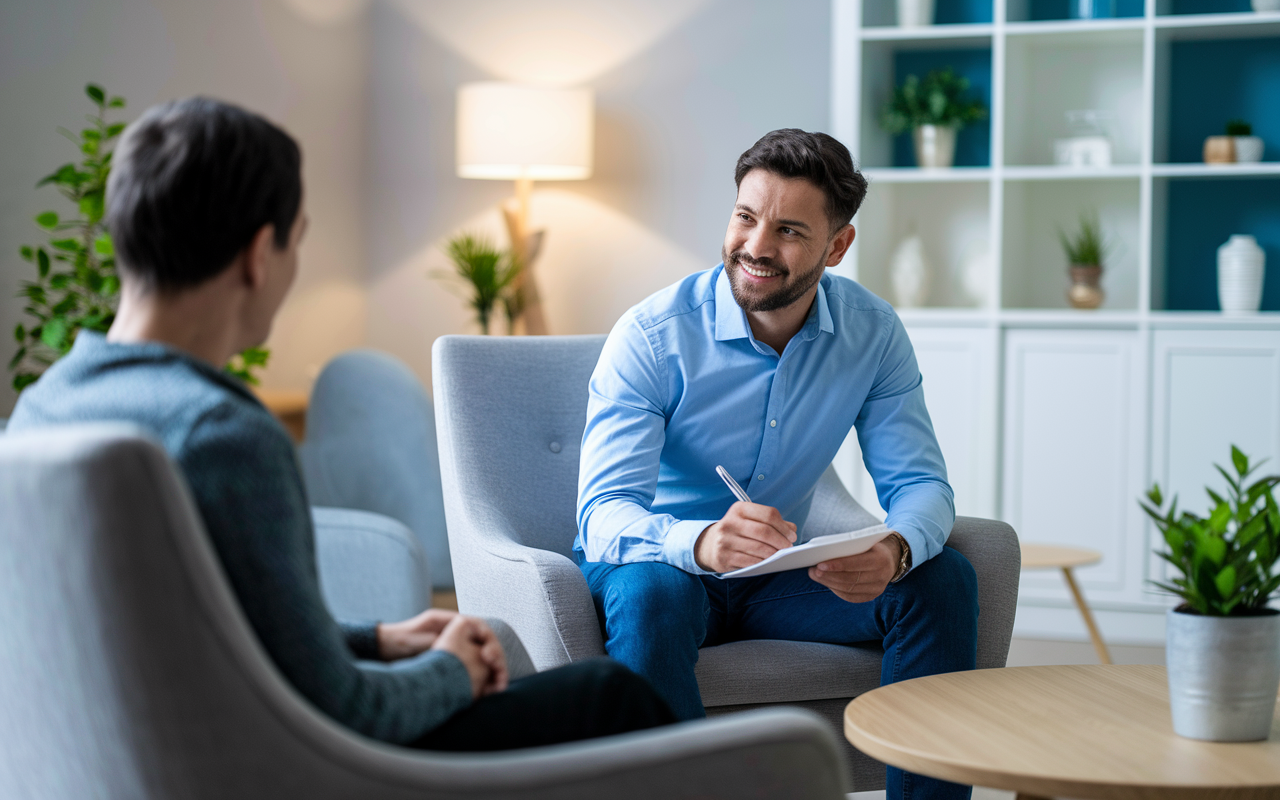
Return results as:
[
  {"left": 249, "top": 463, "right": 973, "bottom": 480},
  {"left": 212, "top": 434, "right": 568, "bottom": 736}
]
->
[{"left": 722, "top": 245, "right": 826, "bottom": 313}]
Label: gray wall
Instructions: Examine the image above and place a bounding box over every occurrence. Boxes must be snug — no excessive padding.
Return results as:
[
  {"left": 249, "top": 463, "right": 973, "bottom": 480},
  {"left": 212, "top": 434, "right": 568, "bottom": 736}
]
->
[{"left": 1, "top": 0, "right": 830, "bottom": 412}]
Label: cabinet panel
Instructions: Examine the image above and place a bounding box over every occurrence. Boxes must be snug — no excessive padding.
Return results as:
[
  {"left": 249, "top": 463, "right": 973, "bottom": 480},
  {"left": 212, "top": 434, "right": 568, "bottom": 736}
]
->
[
  {"left": 1149, "top": 329, "right": 1280, "bottom": 587},
  {"left": 1003, "top": 330, "right": 1143, "bottom": 594}
]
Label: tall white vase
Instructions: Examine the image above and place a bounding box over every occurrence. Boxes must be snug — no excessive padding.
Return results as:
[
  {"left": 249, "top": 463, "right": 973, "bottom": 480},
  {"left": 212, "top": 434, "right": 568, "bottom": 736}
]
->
[
  {"left": 897, "top": 0, "right": 934, "bottom": 26},
  {"left": 1217, "top": 234, "right": 1266, "bottom": 315},
  {"left": 891, "top": 235, "right": 930, "bottom": 308}
]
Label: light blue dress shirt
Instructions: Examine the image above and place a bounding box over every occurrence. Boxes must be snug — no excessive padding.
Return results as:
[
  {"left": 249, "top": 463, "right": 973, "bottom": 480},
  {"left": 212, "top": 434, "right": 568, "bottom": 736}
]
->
[{"left": 575, "top": 264, "right": 953, "bottom": 577}]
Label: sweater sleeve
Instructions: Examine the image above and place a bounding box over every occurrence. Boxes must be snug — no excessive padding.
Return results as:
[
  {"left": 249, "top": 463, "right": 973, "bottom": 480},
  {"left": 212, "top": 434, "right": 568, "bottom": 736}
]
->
[
  {"left": 177, "top": 404, "right": 473, "bottom": 743},
  {"left": 339, "top": 621, "right": 382, "bottom": 661}
]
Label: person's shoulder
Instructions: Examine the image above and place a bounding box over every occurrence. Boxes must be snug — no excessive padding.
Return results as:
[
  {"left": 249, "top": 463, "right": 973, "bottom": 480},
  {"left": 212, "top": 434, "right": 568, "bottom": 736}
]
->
[{"left": 626, "top": 266, "right": 719, "bottom": 333}]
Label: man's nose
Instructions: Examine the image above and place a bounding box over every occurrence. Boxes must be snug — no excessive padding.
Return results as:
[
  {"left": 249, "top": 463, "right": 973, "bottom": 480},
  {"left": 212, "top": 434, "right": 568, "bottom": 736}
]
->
[{"left": 743, "top": 226, "right": 778, "bottom": 260}]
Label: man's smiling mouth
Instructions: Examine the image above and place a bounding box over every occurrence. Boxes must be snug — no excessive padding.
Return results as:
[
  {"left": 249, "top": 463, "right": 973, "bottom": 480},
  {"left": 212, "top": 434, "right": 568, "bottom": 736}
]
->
[{"left": 741, "top": 263, "right": 781, "bottom": 278}]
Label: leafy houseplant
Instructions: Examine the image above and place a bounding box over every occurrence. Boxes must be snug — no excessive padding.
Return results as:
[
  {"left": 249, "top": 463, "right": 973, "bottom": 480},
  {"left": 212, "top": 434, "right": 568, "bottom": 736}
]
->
[
  {"left": 1141, "top": 445, "right": 1280, "bottom": 741},
  {"left": 1058, "top": 210, "right": 1108, "bottom": 309},
  {"left": 10, "top": 84, "right": 269, "bottom": 391},
  {"left": 434, "top": 233, "right": 521, "bottom": 335},
  {"left": 881, "top": 67, "right": 987, "bottom": 169}
]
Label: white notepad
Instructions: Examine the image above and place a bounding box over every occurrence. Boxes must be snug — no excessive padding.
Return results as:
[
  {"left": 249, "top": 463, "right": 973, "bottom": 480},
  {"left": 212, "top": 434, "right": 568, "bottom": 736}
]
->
[{"left": 721, "top": 523, "right": 893, "bottom": 579}]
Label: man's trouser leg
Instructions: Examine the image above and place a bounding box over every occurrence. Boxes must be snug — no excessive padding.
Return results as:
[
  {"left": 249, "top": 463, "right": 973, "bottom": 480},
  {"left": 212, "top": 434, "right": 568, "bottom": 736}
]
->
[{"left": 578, "top": 560, "right": 714, "bottom": 721}]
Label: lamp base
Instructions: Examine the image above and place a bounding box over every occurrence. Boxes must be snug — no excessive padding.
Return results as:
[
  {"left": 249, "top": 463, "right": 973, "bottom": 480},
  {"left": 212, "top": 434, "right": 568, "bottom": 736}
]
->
[{"left": 503, "top": 178, "right": 549, "bottom": 335}]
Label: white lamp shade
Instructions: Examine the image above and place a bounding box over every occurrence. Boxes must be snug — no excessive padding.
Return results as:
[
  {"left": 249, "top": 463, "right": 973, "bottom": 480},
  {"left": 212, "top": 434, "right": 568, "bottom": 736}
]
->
[{"left": 456, "top": 82, "right": 594, "bottom": 181}]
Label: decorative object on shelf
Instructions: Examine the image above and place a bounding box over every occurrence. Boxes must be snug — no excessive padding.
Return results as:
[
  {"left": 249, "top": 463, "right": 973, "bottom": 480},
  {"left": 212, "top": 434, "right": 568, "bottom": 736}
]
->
[
  {"left": 890, "top": 234, "right": 930, "bottom": 308},
  {"left": 1058, "top": 210, "right": 1108, "bottom": 310},
  {"left": 1070, "top": 0, "right": 1116, "bottom": 18},
  {"left": 1253, "top": 0, "right": 1280, "bottom": 12},
  {"left": 881, "top": 67, "right": 987, "bottom": 170},
  {"left": 1203, "top": 135, "right": 1235, "bottom": 164},
  {"left": 1141, "top": 446, "right": 1280, "bottom": 742},
  {"left": 433, "top": 233, "right": 520, "bottom": 335},
  {"left": 1217, "top": 234, "right": 1266, "bottom": 315},
  {"left": 455, "top": 82, "right": 595, "bottom": 336},
  {"left": 1054, "top": 110, "right": 1112, "bottom": 169},
  {"left": 1226, "top": 119, "right": 1265, "bottom": 164},
  {"left": 896, "top": 0, "right": 933, "bottom": 27},
  {"left": 9, "top": 83, "right": 270, "bottom": 391}
]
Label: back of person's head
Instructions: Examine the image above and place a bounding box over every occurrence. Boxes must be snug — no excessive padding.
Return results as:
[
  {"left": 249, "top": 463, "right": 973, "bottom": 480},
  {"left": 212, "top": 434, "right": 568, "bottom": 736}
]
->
[
  {"left": 734, "top": 129, "right": 868, "bottom": 232},
  {"left": 106, "top": 97, "right": 302, "bottom": 293}
]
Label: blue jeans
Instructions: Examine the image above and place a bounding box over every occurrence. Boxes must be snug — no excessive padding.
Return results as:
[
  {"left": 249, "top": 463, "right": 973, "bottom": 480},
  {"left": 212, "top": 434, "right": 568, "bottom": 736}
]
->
[{"left": 577, "top": 547, "right": 978, "bottom": 800}]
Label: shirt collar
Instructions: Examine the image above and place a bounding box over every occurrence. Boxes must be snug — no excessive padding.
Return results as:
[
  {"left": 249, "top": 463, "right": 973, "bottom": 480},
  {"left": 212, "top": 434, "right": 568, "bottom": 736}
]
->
[{"left": 713, "top": 265, "right": 836, "bottom": 343}]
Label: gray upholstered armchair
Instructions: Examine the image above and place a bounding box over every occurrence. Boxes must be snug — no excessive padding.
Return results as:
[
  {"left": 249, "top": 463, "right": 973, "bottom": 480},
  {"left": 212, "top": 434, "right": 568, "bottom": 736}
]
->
[
  {"left": 0, "top": 425, "right": 850, "bottom": 799},
  {"left": 433, "top": 334, "right": 1022, "bottom": 791}
]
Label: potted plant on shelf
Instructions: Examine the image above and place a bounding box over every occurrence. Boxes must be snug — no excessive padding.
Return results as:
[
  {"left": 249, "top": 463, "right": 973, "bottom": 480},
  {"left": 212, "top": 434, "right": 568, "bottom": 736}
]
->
[
  {"left": 881, "top": 67, "right": 986, "bottom": 169},
  {"left": 1058, "top": 210, "right": 1108, "bottom": 309},
  {"left": 1204, "top": 119, "right": 1266, "bottom": 165},
  {"left": 1141, "top": 446, "right": 1280, "bottom": 742},
  {"left": 433, "top": 233, "right": 521, "bottom": 335}
]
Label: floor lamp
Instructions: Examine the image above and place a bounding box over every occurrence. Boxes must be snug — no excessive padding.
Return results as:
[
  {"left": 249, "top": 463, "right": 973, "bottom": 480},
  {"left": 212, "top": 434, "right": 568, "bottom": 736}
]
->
[{"left": 456, "top": 82, "right": 594, "bottom": 335}]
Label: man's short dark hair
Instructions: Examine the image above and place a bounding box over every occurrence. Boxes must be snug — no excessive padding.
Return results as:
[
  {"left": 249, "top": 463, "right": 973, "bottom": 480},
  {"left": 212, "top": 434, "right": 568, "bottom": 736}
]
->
[
  {"left": 106, "top": 97, "right": 302, "bottom": 292},
  {"left": 734, "top": 129, "right": 867, "bottom": 232}
]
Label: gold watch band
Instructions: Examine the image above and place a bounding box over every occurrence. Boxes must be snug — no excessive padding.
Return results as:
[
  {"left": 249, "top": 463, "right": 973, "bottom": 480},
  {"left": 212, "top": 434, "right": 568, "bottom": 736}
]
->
[{"left": 888, "top": 532, "right": 912, "bottom": 583}]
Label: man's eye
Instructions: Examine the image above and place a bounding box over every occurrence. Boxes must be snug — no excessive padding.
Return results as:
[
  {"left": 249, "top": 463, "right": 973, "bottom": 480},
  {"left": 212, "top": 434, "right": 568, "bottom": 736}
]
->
[
  {"left": 738, "top": 213, "right": 751, "bottom": 221},
  {"left": 781, "top": 227, "right": 797, "bottom": 235}
]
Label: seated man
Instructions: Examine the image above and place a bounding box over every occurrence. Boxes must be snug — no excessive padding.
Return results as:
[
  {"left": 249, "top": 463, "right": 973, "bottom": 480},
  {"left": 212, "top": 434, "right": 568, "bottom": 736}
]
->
[
  {"left": 8, "top": 97, "right": 674, "bottom": 751},
  {"left": 576, "top": 129, "right": 978, "bottom": 799}
]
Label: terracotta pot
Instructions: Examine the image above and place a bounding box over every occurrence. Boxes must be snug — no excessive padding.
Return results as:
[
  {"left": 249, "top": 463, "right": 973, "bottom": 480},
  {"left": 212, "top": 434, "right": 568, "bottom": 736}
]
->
[
  {"left": 1067, "top": 265, "right": 1104, "bottom": 309},
  {"left": 1204, "top": 136, "right": 1236, "bottom": 164}
]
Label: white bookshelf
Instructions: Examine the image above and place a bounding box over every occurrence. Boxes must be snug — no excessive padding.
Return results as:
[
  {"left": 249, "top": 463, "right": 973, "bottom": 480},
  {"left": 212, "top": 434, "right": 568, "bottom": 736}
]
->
[{"left": 829, "top": 0, "right": 1280, "bottom": 645}]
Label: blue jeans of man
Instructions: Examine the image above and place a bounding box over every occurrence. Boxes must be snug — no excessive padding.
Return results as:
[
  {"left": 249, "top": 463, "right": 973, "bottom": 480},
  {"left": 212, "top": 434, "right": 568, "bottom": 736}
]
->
[{"left": 577, "top": 546, "right": 979, "bottom": 800}]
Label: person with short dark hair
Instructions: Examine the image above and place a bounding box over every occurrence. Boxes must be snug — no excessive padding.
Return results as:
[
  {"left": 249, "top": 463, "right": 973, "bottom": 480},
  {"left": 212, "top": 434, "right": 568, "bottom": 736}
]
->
[
  {"left": 8, "top": 96, "right": 675, "bottom": 750},
  {"left": 575, "top": 128, "right": 977, "bottom": 799}
]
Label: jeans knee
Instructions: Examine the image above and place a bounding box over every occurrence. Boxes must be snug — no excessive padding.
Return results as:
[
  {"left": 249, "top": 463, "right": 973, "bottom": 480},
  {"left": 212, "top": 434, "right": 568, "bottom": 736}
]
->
[
  {"left": 602, "top": 562, "right": 706, "bottom": 629},
  {"left": 898, "top": 547, "right": 979, "bottom": 624}
]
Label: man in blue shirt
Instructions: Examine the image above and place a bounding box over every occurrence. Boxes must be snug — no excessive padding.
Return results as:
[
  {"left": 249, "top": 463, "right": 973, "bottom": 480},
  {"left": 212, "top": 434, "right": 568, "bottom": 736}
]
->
[{"left": 575, "top": 129, "right": 977, "bottom": 799}]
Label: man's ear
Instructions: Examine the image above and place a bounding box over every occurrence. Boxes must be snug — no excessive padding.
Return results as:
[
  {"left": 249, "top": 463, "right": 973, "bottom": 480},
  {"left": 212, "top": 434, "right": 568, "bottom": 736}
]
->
[
  {"left": 242, "top": 223, "right": 278, "bottom": 290},
  {"left": 824, "top": 223, "right": 856, "bottom": 267}
]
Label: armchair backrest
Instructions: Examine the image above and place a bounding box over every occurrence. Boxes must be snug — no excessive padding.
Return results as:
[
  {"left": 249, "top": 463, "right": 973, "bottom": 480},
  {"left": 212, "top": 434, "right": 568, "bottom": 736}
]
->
[{"left": 432, "top": 335, "right": 606, "bottom": 558}]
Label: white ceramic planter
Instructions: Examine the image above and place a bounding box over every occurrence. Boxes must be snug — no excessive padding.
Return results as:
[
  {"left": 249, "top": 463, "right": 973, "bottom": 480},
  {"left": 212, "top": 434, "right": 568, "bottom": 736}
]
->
[
  {"left": 897, "top": 0, "right": 934, "bottom": 26},
  {"left": 1233, "top": 136, "right": 1265, "bottom": 163},
  {"left": 1166, "top": 609, "right": 1280, "bottom": 741},
  {"left": 1218, "top": 234, "right": 1266, "bottom": 314},
  {"left": 913, "top": 124, "right": 957, "bottom": 169}
]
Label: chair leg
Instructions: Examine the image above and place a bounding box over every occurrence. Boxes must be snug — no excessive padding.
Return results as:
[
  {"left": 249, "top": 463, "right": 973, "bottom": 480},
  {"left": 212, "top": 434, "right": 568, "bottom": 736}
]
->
[{"left": 1060, "top": 567, "right": 1112, "bottom": 665}]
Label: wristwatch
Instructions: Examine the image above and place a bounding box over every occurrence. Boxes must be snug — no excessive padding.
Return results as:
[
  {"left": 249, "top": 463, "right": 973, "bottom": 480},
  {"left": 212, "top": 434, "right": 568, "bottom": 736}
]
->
[{"left": 888, "top": 532, "right": 912, "bottom": 583}]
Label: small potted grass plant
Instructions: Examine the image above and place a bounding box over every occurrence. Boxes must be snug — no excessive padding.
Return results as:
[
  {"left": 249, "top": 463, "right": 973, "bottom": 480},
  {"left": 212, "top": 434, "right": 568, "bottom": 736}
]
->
[
  {"left": 881, "top": 67, "right": 987, "bottom": 169},
  {"left": 434, "top": 233, "right": 521, "bottom": 335},
  {"left": 1058, "top": 210, "right": 1108, "bottom": 309},
  {"left": 1141, "top": 445, "right": 1280, "bottom": 741}
]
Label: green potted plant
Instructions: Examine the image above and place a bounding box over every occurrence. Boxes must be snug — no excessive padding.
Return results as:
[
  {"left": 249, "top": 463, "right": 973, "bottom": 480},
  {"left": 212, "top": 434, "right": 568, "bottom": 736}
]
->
[
  {"left": 881, "top": 67, "right": 987, "bottom": 169},
  {"left": 1058, "top": 210, "right": 1109, "bottom": 310},
  {"left": 9, "top": 84, "right": 269, "bottom": 393},
  {"left": 1141, "top": 445, "right": 1280, "bottom": 741},
  {"left": 434, "top": 233, "right": 521, "bottom": 335}
]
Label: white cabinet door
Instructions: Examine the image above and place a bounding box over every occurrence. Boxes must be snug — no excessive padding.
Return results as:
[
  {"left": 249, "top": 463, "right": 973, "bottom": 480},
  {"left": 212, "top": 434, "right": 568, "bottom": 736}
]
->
[
  {"left": 1148, "top": 329, "right": 1280, "bottom": 590},
  {"left": 834, "top": 324, "right": 997, "bottom": 521},
  {"left": 1003, "top": 329, "right": 1144, "bottom": 600}
]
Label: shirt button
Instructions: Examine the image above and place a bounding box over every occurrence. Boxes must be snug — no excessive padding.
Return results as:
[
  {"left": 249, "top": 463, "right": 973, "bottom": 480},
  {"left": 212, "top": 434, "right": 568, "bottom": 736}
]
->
[
  {"left": 549, "top": 441, "right": 562, "bottom": 453},
  {"left": 757, "top": 474, "right": 765, "bottom": 481},
  {"left": 770, "top": 419, "right": 777, "bottom": 427}
]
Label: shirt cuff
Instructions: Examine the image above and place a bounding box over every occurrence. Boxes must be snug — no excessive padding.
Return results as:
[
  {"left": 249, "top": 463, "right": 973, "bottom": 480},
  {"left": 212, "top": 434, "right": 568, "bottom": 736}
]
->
[
  {"left": 663, "top": 518, "right": 719, "bottom": 575},
  {"left": 886, "top": 525, "right": 927, "bottom": 577},
  {"left": 420, "top": 649, "right": 476, "bottom": 722},
  {"left": 339, "top": 620, "right": 381, "bottom": 661}
]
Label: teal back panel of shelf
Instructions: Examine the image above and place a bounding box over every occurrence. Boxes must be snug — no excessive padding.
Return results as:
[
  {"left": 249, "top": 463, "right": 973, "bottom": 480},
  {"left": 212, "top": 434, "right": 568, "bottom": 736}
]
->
[
  {"left": 934, "top": 0, "right": 993, "bottom": 23},
  {"left": 1167, "top": 0, "right": 1251, "bottom": 13},
  {"left": 1169, "top": 38, "right": 1280, "bottom": 163},
  {"left": 1165, "top": 178, "right": 1279, "bottom": 312},
  {"left": 1025, "top": 0, "right": 1142, "bottom": 19},
  {"left": 892, "top": 49, "right": 992, "bottom": 168}
]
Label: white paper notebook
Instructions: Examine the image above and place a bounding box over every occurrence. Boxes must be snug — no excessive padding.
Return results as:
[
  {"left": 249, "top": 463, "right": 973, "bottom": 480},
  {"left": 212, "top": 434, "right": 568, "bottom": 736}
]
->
[{"left": 721, "top": 523, "right": 893, "bottom": 579}]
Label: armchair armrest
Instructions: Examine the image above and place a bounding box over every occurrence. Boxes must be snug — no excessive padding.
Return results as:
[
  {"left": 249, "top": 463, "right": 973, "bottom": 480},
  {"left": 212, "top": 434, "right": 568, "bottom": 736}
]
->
[
  {"left": 312, "top": 507, "right": 432, "bottom": 624},
  {"left": 945, "top": 516, "right": 1021, "bottom": 670}
]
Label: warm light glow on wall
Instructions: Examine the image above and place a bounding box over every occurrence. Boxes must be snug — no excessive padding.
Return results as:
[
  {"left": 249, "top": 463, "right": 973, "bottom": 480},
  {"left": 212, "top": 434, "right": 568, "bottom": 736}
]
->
[{"left": 455, "top": 83, "right": 594, "bottom": 180}]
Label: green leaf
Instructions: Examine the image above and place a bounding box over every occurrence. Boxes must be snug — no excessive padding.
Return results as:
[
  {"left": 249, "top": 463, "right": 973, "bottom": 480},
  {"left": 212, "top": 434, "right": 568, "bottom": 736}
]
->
[
  {"left": 1148, "top": 484, "right": 1163, "bottom": 507},
  {"left": 1200, "top": 533, "right": 1226, "bottom": 566},
  {"left": 37, "top": 249, "right": 50, "bottom": 278},
  {"left": 1214, "top": 565, "right": 1237, "bottom": 599},
  {"left": 101, "top": 275, "right": 120, "bottom": 296},
  {"left": 105, "top": 122, "right": 126, "bottom": 139},
  {"left": 108, "top": 96, "right": 125, "bottom": 108},
  {"left": 40, "top": 318, "right": 68, "bottom": 351},
  {"left": 94, "top": 234, "right": 114, "bottom": 257},
  {"left": 79, "top": 191, "right": 104, "bottom": 223},
  {"left": 35, "top": 211, "right": 59, "bottom": 229},
  {"left": 1231, "top": 445, "right": 1248, "bottom": 477},
  {"left": 19, "top": 246, "right": 33, "bottom": 262},
  {"left": 85, "top": 84, "right": 106, "bottom": 105},
  {"left": 8, "top": 346, "right": 28, "bottom": 371},
  {"left": 49, "top": 239, "right": 79, "bottom": 253},
  {"left": 12, "top": 372, "right": 39, "bottom": 393},
  {"left": 1208, "top": 501, "right": 1231, "bottom": 534},
  {"left": 13, "top": 324, "right": 25, "bottom": 344},
  {"left": 81, "top": 128, "right": 101, "bottom": 142}
]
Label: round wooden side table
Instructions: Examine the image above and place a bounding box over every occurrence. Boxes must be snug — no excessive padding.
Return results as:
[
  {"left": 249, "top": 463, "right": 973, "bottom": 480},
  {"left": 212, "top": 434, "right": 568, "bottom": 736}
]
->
[
  {"left": 1021, "top": 543, "right": 1112, "bottom": 664},
  {"left": 844, "top": 664, "right": 1280, "bottom": 800}
]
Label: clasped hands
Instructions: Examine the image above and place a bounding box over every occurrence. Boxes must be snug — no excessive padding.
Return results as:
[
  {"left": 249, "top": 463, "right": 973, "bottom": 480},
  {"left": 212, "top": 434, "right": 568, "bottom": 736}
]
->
[
  {"left": 693, "top": 501, "right": 902, "bottom": 603},
  {"left": 376, "top": 609, "right": 508, "bottom": 699}
]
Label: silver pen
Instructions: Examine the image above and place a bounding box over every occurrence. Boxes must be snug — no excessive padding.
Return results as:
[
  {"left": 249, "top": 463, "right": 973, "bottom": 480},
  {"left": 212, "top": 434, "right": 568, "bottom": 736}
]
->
[{"left": 715, "top": 465, "right": 753, "bottom": 504}]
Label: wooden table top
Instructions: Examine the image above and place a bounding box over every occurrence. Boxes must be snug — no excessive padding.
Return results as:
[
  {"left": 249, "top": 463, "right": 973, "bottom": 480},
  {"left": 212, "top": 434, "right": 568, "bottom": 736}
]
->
[
  {"left": 1021, "top": 542, "right": 1103, "bottom": 570},
  {"left": 844, "top": 665, "right": 1280, "bottom": 800}
]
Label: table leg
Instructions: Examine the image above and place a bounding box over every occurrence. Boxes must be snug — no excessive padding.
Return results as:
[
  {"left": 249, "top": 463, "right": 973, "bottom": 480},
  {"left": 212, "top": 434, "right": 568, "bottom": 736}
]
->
[{"left": 1060, "top": 567, "right": 1112, "bottom": 665}]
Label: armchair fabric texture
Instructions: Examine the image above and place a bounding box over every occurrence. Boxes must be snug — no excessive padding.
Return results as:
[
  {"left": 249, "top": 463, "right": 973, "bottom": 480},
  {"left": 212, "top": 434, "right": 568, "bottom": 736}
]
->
[
  {"left": 0, "top": 424, "right": 850, "bottom": 799},
  {"left": 433, "top": 334, "right": 1022, "bottom": 791},
  {"left": 300, "top": 349, "right": 454, "bottom": 589}
]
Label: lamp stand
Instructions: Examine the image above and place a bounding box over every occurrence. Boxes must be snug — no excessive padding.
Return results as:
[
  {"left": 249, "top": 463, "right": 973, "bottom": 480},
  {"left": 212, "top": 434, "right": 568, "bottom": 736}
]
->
[{"left": 501, "top": 177, "right": 548, "bottom": 335}]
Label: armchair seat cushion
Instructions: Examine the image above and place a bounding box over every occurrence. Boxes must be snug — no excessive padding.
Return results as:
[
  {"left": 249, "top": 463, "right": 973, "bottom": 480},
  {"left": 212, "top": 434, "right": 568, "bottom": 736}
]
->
[{"left": 696, "top": 640, "right": 881, "bottom": 707}]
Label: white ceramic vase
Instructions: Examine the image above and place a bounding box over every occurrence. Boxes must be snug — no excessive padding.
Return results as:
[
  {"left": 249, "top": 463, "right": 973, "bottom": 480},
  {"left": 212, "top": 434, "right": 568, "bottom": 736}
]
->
[
  {"left": 897, "top": 0, "right": 934, "bottom": 26},
  {"left": 1233, "top": 136, "right": 1265, "bottom": 163},
  {"left": 913, "top": 124, "right": 957, "bottom": 169},
  {"left": 1217, "top": 234, "right": 1266, "bottom": 315},
  {"left": 891, "top": 235, "right": 930, "bottom": 308}
]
